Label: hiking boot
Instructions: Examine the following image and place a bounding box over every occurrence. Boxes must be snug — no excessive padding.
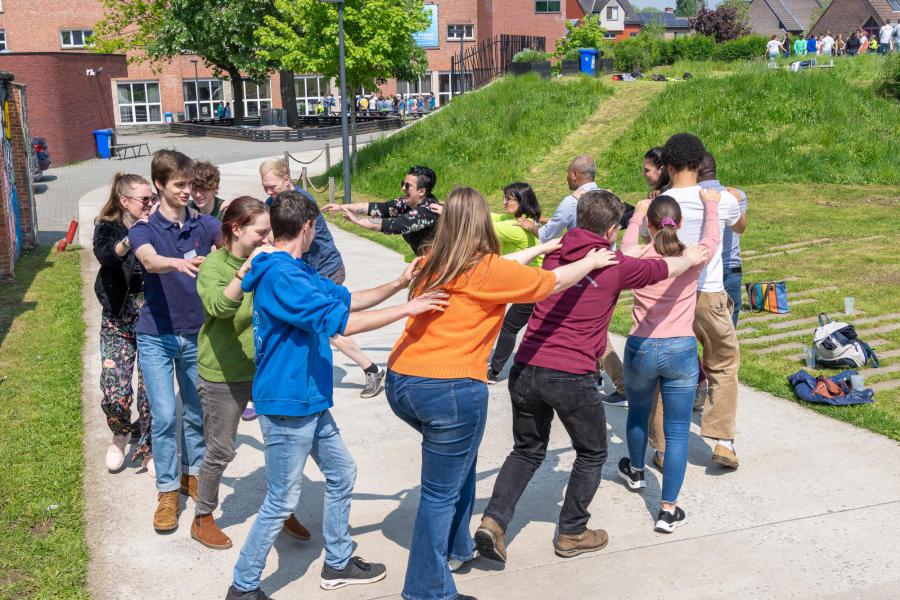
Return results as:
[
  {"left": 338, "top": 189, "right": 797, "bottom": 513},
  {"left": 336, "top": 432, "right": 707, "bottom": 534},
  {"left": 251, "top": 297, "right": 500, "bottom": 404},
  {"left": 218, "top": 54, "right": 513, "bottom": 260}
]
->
[
  {"left": 654, "top": 506, "right": 686, "bottom": 533},
  {"left": 711, "top": 443, "right": 739, "bottom": 469},
  {"left": 617, "top": 457, "right": 646, "bottom": 491},
  {"left": 360, "top": 368, "right": 386, "bottom": 399},
  {"left": 320, "top": 556, "right": 386, "bottom": 590},
  {"left": 241, "top": 405, "right": 258, "bottom": 421},
  {"left": 191, "top": 514, "right": 232, "bottom": 549},
  {"left": 105, "top": 434, "right": 128, "bottom": 472},
  {"left": 180, "top": 473, "right": 198, "bottom": 501},
  {"left": 224, "top": 585, "right": 272, "bottom": 600},
  {"left": 600, "top": 390, "right": 628, "bottom": 407},
  {"left": 282, "top": 513, "right": 311, "bottom": 541},
  {"left": 553, "top": 528, "right": 609, "bottom": 558},
  {"left": 487, "top": 369, "right": 501, "bottom": 384},
  {"left": 652, "top": 451, "right": 665, "bottom": 471},
  {"left": 474, "top": 516, "right": 507, "bottom": 563},
  {"left": 154, "top": 491, "right": 180, "bottom": 532},
  {"left": 694, "top": 379, "right": 708, "bottom": 411}
]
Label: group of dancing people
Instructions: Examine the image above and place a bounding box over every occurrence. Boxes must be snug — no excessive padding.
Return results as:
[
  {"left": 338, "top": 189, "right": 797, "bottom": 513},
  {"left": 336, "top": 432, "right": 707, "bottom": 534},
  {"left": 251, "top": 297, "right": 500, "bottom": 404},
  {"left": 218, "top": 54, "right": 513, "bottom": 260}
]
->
[{"left": 92, "top": 131, "right": 748, "bottom": 600}]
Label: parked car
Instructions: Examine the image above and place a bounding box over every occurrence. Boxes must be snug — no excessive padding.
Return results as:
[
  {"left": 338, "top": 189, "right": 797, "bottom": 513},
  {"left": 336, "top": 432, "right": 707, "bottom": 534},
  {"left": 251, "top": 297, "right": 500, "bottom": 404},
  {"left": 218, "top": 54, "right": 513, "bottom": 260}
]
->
[{"left": 32, "top": 137, "right": 51, "bottom": 179}]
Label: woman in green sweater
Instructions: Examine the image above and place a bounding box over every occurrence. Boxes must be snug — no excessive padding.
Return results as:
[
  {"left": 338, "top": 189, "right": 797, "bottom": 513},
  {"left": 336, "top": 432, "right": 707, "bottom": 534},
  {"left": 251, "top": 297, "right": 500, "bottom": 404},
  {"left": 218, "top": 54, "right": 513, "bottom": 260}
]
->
[
  {"left": 487, "top": 182, "right": 543, "bottom": 383},
  {"left": 191, "top": 196, "right": 311, "bottom": 549}
]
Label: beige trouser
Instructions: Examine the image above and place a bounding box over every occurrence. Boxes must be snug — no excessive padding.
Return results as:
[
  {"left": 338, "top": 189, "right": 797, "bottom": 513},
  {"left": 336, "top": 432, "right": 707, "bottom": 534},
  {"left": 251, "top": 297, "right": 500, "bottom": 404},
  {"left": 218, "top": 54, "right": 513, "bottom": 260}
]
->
[
  {"left": 649, "top": 290, "right": 740, "bottom": 451},
  {"left": 598, "top": 335, "right": 625, "bottom": 394}
]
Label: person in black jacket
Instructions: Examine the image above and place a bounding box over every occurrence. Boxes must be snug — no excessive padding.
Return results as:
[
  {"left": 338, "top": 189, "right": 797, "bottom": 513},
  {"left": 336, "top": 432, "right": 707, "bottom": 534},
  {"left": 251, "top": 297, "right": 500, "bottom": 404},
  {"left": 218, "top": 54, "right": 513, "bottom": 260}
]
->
[{"left": 93, "top": 172, "right": 155, "bottom": 475}]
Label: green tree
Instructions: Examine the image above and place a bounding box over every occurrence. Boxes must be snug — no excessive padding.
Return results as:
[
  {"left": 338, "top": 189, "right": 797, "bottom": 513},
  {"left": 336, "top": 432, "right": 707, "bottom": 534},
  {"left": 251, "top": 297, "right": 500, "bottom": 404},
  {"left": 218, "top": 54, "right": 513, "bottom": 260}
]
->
[
  {"left": 256, "top": 0, "right": 429, "bottom": 169},
  {"left": 718, "top": 0, "right": 751, "bottom": 28},
  {"left": 553, "top": 15, "right": 611, "bottom": 60},
  {"left": 93, "top": 0, "right": 279, "bottom": 125},
  {"left": 675, "top": 0, "right": 700, "bottom": 17}
]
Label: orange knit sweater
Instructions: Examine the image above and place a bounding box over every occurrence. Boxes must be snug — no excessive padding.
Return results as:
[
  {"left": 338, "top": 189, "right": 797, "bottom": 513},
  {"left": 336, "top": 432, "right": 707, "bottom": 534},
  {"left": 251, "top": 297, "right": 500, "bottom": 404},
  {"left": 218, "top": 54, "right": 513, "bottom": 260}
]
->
[{"left": 389, "top": 254, "right": 557, "bottom": 381}]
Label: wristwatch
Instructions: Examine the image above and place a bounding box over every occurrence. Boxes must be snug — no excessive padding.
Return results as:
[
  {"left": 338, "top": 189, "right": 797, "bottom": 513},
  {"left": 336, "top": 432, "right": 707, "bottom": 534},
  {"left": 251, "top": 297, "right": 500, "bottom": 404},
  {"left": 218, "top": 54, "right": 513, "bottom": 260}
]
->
[{"left": 121, "top": 237, "right": 132, "bottom": 249}]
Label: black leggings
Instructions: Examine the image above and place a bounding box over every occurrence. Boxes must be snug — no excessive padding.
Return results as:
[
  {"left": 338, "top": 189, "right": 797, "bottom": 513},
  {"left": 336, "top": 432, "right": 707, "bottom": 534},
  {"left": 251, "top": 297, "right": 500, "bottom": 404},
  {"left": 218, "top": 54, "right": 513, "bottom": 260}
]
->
[{"left": 489, "top": 303, "right": 535, "bottom": 375}]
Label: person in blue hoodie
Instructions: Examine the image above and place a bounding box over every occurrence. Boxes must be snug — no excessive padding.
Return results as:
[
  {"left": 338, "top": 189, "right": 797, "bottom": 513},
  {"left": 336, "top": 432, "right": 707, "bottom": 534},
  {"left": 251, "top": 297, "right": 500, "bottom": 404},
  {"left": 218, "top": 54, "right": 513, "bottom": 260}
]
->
[{"left": 228, "top": 190, "right": 448, "bottom": 600}]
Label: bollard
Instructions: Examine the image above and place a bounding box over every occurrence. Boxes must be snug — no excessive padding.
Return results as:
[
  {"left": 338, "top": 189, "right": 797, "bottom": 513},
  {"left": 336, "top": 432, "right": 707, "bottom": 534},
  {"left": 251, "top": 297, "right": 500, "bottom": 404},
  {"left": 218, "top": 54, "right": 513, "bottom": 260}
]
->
[
  {"left": 328, "top": 177, "right": 335, "bottom": 203},
  {"left": 56, "top": 219, "right": 79, "bottom": 252},
  {"left": 301, "top": 167, "right": 309, "bottom": 191},
  {"left": 283, "top": 150, "right": 290, "bottom": 165},
  {"left": 325, "top": 143, "right": 331, "bottom": 171}
]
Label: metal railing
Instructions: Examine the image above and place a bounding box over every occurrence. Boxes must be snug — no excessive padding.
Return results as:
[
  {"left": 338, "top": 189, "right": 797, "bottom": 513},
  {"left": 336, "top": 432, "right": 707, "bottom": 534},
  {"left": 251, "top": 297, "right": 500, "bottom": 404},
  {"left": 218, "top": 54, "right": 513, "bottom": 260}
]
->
[{"left": 450, "top": 34, "right": 547, "bottom": 93}]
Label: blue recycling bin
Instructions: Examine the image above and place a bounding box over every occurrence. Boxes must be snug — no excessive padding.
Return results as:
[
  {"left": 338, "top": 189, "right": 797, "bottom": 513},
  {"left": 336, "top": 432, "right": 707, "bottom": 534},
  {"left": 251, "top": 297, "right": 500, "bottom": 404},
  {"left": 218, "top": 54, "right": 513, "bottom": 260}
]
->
[
  {"left": 93, "top": 129, "right": 114, "bottom": 159},
  {"left": 579, "top": 48, "right": 599, "bottom": 76},
  {"left": 164, "top": 112, "right": 174, "bottom": 124}
]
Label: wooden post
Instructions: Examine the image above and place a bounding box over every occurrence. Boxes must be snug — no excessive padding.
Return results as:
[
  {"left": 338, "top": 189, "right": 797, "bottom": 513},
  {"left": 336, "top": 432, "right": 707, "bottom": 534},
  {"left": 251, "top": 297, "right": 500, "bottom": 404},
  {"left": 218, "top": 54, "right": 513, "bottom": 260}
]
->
[
  {"left": 328, "top": 177, "right": 335, "bottom": 204},
  {"left": 301, "top": 167, "right": 309, "bottom": 191},
  {"left": 325, "top": 143, "right": 331, "bottom": 171},
  {"left": 283, "top": 150, "right": 289, "bottom": 165}
]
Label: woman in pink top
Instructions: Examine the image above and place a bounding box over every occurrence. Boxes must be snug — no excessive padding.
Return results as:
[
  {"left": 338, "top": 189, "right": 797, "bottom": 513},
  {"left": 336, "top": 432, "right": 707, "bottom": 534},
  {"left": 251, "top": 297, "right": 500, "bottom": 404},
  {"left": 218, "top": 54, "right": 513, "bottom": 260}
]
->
[{"left": 616, "top": 190, "right": 720, "bottom": 534}]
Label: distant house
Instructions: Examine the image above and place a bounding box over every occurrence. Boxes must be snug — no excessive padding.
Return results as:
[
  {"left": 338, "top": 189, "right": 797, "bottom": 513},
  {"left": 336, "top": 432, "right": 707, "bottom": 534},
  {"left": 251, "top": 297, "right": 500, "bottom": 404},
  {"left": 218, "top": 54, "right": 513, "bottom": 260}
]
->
[
  {"left": 810, "top": 0, "right": 900, "bottom": 37},
  {"left": 633, "top": 10, "right": 693, "bottom": 38},
  {"left": 571, "top": 0, "right": 642, "bottom": 40},
  {"left": 748, "top": 0, "right": 825, "bottom": 35}
]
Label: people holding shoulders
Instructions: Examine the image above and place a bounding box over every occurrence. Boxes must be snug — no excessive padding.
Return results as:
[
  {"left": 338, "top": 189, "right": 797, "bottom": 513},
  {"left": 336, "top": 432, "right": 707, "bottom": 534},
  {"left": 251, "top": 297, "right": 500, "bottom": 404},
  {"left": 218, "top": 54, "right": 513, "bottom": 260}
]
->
[{"left": 191, "top": 160, "right": 226, "bottom": 219}]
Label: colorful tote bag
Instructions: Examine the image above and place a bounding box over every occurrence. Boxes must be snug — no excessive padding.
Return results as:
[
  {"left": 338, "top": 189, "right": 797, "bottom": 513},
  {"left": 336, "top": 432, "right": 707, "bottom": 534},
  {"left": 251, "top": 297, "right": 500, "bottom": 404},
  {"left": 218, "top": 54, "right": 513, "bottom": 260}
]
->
[{"left": 745, "top": 281, "right": 790, "bottom": 314}]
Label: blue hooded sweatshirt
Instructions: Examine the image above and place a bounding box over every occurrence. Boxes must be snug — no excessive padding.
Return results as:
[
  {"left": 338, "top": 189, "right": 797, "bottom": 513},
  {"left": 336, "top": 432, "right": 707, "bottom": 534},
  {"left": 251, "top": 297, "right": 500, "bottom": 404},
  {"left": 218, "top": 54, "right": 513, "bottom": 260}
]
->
[{"left": 240, "top": 250, "right": 351, "bottom": 417}]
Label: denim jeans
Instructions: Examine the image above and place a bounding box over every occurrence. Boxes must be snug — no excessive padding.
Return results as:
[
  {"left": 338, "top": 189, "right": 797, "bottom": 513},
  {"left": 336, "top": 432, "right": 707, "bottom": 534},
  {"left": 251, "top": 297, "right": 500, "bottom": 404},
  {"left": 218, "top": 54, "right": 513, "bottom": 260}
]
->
[
  {"left": 624, "top": 336, "right": 699, "bottom": 504},
  {"left": 484, "top": 363, "right": 608, "bottom": 535},
  {"left": 137, "top": 333, "right": 205, "bottom": 493},
  {"left": 386, "top": 371, "right": 488, "bottom": 600},
  {"left": 232, "top": 411, "right": 356, "bottom": 593},
  {"left": 723, "top": 268, "right": 743, "bottom": 327}
]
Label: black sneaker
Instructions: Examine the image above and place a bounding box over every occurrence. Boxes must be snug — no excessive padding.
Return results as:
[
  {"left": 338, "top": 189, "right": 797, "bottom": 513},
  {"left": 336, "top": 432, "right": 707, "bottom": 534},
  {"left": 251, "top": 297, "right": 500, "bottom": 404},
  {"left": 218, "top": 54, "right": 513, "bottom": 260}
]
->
[
  {"left": 225, "top": 585, "right": 272, "bottom": 600},
  {"left": 601, "top": 390, "right": 628, "bottom": 407},
  {"left": 617, "top": 457, "right": 646, "bottom": 491},
  {"left": 320, "top": 556, "right": 386, "bottom": 590},
  {"left": 654, "top": 506, "right": 686, "bottom": 533},
  {"left": 487, "top": 369, "right": 500, "bottom": 384},
  {"left": 360, "top": 368, "right": 386, "bottom": 399}
]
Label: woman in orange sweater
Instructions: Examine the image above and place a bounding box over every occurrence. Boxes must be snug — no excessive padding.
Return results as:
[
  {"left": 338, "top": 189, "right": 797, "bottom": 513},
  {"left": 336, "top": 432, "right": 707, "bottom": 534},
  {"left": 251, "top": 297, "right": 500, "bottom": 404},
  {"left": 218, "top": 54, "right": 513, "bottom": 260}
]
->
[{"left": 386, "top": 187, "right": 617, "bottom": 600}]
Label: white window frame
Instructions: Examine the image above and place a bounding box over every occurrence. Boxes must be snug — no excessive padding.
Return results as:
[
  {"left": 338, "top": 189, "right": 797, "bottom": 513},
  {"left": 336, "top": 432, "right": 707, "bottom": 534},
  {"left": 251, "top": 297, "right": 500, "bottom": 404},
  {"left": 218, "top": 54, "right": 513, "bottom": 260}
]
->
[
  {"left": 60, "top": 29, "right": 94, "bottom": 49},
  {"left": 0, "top": 30, "right": 6, "bottom": 52},
  {"left": 294, "top": 75, "right": 332, "bottom": 116},
  {"left": 242, "top": 79, "right": 272, "bottom": 117},
  {"left": 535, "top": 0, "right": 561, "bottom": 13},
  {"left": 607, "top": 6, "right": 620, "bottom": 20},
  {"left": 437, "top": 71, "right": 473, "bottom": 106},
  {"left": 116, "top": 81, "right": 163, "bottom": 124},
  {"left": 397, "top": 73, "right": 433, "bottom": 95},
  {"left": 447, "top": 24, "right": 475, "bottom": 41},
  {"left": 604, "top": 31, "right": 618, "bottom": 39},
  {"left": 183, "top": 79, "right": 224, "bottom": 120}
]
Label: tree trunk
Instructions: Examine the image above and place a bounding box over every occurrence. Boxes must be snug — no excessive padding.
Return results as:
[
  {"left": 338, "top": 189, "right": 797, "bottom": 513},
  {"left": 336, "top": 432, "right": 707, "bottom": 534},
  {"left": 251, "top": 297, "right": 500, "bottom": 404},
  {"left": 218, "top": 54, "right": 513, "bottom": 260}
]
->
[
  {"left": 279, "top": 70, "right": 299, "bottom": 127},
  {"left": 228, "top": 68, "right": 245, "bottom": 126}
]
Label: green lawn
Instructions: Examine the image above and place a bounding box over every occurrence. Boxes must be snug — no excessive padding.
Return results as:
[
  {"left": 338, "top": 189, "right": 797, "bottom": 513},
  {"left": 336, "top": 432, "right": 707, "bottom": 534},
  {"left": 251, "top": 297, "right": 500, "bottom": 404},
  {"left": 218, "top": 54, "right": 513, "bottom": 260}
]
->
[{"left": 0, "top": 247, "right": 88, "bottom": 599}]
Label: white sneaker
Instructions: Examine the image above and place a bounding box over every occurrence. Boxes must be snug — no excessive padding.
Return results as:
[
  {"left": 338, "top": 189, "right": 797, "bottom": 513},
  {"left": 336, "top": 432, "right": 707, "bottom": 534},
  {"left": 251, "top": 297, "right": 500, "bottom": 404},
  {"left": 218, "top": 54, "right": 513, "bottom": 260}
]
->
[
  {"left": 105, "top": 434, "right": 128, "bottom": 472},
  {"left": 141, "top": 456, "right": 156, "bottom": 478},
  {"left": 449, "top": 550, "right": 478, "bottom": 572}
]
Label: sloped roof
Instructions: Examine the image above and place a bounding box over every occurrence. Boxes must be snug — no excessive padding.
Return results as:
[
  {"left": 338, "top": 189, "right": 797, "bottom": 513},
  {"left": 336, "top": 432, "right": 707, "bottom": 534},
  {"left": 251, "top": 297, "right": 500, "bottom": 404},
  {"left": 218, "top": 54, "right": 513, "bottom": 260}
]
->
[
  {"left": 763, "top": 0, "right": 805, "bottom": 31},
  {"left": 590, "top": 0, "right": 638, "bottom": 17},
  {"left": 632, "top": 11, "right": 692, "bottom": 28},
  {"left": 869, "top": 0, "right": 900, "bottom": 19}
]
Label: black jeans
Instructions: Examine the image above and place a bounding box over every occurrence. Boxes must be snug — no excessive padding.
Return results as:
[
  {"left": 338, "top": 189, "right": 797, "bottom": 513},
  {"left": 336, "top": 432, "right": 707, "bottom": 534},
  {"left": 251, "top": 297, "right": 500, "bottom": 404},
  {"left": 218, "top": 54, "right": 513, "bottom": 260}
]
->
[
  {"left": 489, "top": 303, "right": 535, "bottom": 374},
  {"left": 484, "top": 363, "right": 608, "bottom": 535}
]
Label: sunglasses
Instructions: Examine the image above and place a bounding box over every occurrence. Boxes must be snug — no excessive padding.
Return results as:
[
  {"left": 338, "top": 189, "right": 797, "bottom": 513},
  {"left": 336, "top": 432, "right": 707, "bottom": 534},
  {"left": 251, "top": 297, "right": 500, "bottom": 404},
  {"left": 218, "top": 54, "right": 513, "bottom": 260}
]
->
[
  {"left": 400, "top": 181, "right": 418, "bottom": 191},
  {"left": 126, "top": 195, "right": 154, "bottom": 205}
]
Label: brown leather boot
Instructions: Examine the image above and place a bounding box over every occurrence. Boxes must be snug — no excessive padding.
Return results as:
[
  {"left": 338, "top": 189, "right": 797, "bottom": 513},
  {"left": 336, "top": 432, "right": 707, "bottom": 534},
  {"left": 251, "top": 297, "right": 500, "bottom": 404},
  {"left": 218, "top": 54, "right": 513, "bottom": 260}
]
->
[
  {"left": 474, "top": 516, "right": 508, "bottom": 563},
  {"left": 554, "top": 528, "right": 609, "bottom": 558},
  {"left": 180, "top": 473, "right": 198, "bottom": 501},
  {"left": 282, "top": 513, "right": 311, "bottom": 540},
  {"left": 191, "top": 514, "right": 232, "bottom": 549},
  {"left": 153, "top": 491, "right": 180, "bottom": 532}
]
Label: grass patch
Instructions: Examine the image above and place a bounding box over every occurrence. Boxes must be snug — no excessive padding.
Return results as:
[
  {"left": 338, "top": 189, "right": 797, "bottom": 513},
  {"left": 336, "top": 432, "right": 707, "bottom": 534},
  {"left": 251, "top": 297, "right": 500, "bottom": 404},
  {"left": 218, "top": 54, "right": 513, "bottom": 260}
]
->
[
  {"left": 599, "top": 63, "right": 900, "bottom": 191},
  {"left": 322, "top": 74, "right": 612, "bottom": 199},
  {"left": 0, "top": 247, "right": 88, "bottom": 599}
]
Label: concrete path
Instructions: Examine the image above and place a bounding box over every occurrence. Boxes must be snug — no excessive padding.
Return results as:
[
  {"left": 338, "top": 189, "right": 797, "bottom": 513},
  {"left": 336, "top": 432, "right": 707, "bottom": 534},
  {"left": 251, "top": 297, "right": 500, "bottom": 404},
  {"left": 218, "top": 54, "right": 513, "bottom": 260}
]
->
[{"left": 80, "top": 162, "right": 900, "bottom": 600}]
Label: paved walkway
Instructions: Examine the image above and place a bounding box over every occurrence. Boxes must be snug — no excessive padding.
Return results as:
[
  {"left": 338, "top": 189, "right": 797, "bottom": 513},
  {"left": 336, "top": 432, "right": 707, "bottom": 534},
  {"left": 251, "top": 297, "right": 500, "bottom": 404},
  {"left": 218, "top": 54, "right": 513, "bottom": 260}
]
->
[{"left": 79, "top": 159, "right": 900, "bottom": 600}]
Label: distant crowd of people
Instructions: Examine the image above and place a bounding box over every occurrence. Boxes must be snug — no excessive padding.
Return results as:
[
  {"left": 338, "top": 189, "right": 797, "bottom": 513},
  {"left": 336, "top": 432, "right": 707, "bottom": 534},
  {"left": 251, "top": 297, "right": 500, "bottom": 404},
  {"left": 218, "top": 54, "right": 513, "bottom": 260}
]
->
[
  {"left": 767, "top": 22, "right": 900, "bottom": 63},
  {"left": 314, "top": 93, "right": 437, "bottom": 116}
]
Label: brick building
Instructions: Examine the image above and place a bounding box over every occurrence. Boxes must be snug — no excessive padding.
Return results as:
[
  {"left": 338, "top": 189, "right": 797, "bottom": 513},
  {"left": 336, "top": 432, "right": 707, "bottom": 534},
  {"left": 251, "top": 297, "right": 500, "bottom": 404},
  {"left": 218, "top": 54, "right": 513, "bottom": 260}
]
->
[
  {"left": 748, "top": 0, "right": 825, "bottom": 36},
  {"left": 810, "top": 0, "right": 900, "bottom": 37}
]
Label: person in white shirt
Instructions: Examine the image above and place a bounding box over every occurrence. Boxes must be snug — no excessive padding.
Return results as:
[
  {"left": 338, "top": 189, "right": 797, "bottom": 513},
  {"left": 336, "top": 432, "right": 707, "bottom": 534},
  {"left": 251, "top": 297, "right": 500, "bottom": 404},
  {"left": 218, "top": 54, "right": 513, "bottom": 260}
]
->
[
  {"left": 821, "top": 32, "right": 835, "bottom": 57},
  {"left": 765, "top": 35, "right": 783, "bottom": 65},
  {"left": 879, "top": 22, "right": 894, "bottom": 54},
  {"left": 648, "top": 133, "right": 746, "bottom": 470}
]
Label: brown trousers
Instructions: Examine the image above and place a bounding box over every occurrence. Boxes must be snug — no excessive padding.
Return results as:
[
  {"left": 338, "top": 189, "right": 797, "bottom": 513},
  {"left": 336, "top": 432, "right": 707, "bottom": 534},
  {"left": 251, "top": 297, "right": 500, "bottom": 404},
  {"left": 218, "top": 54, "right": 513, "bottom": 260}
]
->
[
  {"left": 650, "top": 291, "right": 740, "bottom": 450},
  {"left": 598, "top": 335, "right": 625, "bottom": 394}
]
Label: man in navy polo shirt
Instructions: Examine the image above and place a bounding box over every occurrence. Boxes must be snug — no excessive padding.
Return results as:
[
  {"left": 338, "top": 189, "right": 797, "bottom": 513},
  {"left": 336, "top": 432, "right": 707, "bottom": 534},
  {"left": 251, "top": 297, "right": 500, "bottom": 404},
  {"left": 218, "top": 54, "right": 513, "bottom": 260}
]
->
[
  {"left": 130, "top": 149, "right": 220, "bottom": 533},
  {"left": 258, "top": 157, "right": 386, "bottom": 399}
]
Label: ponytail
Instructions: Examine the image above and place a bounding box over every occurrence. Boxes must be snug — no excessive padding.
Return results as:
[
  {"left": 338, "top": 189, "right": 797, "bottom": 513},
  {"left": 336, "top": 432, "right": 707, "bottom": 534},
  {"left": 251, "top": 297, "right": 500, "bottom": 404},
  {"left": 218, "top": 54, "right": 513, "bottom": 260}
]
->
[
  {"left": 95, "top": 172, "right": 150, "bottom": 224},
  {"left": 647, "top": 195, "right": 686, "bottom": 257}
]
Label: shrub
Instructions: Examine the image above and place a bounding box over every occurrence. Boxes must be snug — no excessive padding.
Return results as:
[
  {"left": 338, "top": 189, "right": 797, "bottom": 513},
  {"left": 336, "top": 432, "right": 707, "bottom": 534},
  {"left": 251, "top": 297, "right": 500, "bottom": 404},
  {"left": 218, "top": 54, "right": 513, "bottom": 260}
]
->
[
  {"left": 873, "top": 52, "right": 900, "bottom": 102},
  {"left": 690, "top": 6, "right": 750, "bottom": 42},
  {"left": 715, "top": 35, "right": 768, "bottom": 61},
  {"left": 614, "top": 29, "right": 664, "bottom": 72},
  {"left": 553, "top": 15, "right": 613, "bottom": 60},
  {"left": 659, "top": 34, "right": 716, "bottom": 65},
  {"left": 512, "top": 49, "right": 550, "bottom": 64}
]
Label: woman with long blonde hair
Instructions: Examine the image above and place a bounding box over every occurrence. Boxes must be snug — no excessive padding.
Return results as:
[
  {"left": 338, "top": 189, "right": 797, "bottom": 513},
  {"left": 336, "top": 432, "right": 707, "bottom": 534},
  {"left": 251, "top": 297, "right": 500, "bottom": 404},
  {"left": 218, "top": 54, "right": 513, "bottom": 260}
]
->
[{"left": 385, "top": 187, "right": 617, "bottom": 600}]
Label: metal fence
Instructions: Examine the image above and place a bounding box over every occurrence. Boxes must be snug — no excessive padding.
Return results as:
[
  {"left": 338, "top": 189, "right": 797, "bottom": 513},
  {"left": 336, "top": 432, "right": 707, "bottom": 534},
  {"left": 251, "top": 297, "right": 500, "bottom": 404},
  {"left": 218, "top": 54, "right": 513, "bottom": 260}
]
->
[{"left": 450, "top": 34, "right": 547, "bottom": 93}]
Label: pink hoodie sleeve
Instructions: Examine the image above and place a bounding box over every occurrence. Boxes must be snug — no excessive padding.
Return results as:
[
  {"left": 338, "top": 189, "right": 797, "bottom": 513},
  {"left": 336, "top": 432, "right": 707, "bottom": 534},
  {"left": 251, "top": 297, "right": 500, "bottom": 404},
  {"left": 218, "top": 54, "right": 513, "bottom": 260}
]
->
[
  {"left": 621, "top": 214, "right": 644, "bottom": 251},
  {"left": 698, "top": 199, "right": 721, "bottom": 263}
]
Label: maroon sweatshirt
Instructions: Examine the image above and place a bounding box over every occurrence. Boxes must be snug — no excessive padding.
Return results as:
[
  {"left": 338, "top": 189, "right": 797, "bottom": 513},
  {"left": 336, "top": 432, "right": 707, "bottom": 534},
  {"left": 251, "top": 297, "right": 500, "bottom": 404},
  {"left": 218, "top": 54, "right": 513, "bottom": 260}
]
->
[{"left": 514, "top": 228, "right": 669, "bottom": 375}]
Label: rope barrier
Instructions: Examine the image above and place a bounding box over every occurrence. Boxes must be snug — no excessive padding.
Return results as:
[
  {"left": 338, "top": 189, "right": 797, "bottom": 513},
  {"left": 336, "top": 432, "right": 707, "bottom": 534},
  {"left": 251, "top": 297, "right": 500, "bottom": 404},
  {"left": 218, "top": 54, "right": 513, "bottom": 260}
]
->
[
  {"left": 304, "top": 173, "right": 329, "bottom": 194},
  {"left": 285, "top": 148, "right": 325, "bottom": 165}
]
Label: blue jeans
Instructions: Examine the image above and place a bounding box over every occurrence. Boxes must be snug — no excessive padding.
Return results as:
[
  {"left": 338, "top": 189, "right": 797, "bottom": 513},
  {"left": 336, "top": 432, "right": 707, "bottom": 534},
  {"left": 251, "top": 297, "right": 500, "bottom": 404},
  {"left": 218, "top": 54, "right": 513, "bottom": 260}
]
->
[
  {"left": 386, "top": 371, "right": 488, "bottom": 600},
  {"left": 137, "top": 333, "right": 205, "bottom": 492},
  {"left": 624, "top": 336, "right": 699, "bottom": 504},
  {"left": 724, "top": 269, "right": 743, "bottom": 327},
  {"left": 232, "top": 411, "right": 356, "bottom": 592}
]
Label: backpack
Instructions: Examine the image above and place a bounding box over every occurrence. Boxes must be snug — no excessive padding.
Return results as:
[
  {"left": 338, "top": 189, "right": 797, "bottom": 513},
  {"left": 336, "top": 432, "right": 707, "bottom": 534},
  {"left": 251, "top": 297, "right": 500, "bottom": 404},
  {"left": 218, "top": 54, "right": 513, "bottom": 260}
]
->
[{"left": 812, "top": 313, "right": 879, "bottom": 369}]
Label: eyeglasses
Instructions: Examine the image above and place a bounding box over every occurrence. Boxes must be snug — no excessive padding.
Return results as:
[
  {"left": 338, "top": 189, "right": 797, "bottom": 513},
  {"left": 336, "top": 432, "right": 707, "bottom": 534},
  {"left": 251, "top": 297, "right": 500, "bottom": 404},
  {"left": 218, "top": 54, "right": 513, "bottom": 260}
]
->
[
  {"left": 400, "top": 181, "right": 418, "bottom": 191},
  {"left": 125, "top": 195, "right": 154, "bottom": 205}
]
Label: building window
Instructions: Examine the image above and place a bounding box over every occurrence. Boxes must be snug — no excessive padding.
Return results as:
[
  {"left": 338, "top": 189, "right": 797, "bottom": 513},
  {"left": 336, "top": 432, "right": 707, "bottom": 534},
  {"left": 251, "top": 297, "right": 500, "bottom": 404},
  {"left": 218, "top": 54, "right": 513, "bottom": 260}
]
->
[
  {"left": 398, "top": 73, "right": 433, "bottom": 96},
  {"left": 447, "top": 24, "right": 475, "bottom": 41},
  {"left": 887, "top": 0, "right": 900, "bottom": 10},
  {"left": 607, "top": 6, "right": 619, "bottom": 20},
  {"left": 438, "top": 71, "right": 473, "bottom": 106},
  {"left": 183, "top": 79, "right": 224, "bottom": 120},
  {"left": 294, "top": 75, "right": 331, "bottom": 116},
  {"left": 243, "top": 79, "right": 272, "bottom": 117},
  {"left": 60, "top": 29, "right": 93, "bottom": 49},
  {"left": 535, "top": 1, "right": 561, "bottom": 13},
  {"left": 0, "top": 30, "right": 6, "bottom": 52},
  {"left": 604, "top": 31, "right": 618, "bottom": 39},
  {"left": 117, "top": 81, "right": 162, "bottom": 124},
  {"left": 630, "top": 32, "right": 638, "bottom": 37}
]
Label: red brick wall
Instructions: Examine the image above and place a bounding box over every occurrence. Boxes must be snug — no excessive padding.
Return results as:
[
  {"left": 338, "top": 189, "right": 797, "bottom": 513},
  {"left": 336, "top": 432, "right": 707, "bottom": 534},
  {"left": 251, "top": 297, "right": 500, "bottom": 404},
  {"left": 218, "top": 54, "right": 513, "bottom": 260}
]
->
[
  {"left": 421, "top": 0, "right": 481, "bottom": 73},
  {"left": 9, "top": 85, "right": 37, "bottom": 249},
  {"left": 0, "top": 53, "right": 128, "bottom": 165},
  {"left": 489, "top": 0, "right": 568, "bottom": 52}
]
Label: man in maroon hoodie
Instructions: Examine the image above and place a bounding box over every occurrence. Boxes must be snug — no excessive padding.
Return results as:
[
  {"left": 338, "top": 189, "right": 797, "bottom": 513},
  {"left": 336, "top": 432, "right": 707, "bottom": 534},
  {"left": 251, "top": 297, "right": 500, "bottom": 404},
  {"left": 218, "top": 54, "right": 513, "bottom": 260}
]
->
[{"left": 474, "top": 190, "right": 708, "bottom": 562}]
